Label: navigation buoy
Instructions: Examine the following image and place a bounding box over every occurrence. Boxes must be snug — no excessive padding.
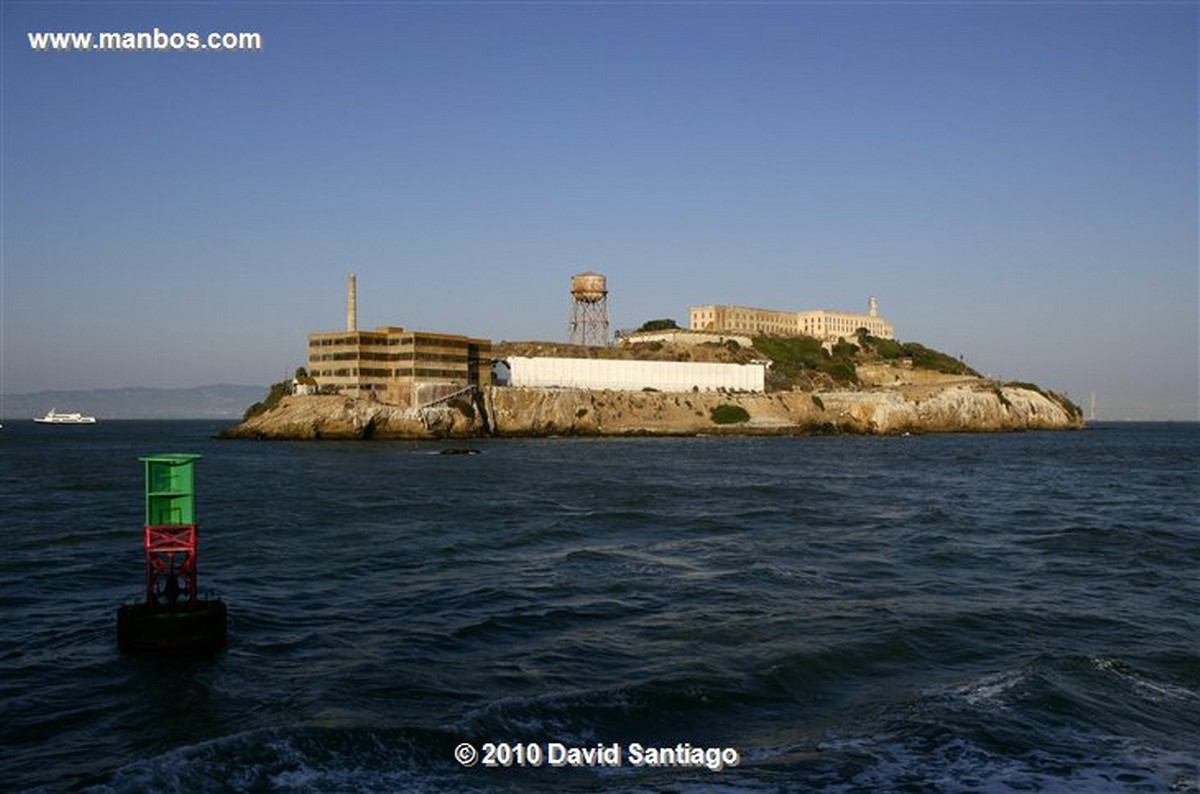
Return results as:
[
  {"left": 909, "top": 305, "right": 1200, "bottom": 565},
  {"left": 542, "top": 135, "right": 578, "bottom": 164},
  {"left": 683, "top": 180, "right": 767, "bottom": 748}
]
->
[{"left": 116, "top": 454, "right": 227, "bottom": 654}]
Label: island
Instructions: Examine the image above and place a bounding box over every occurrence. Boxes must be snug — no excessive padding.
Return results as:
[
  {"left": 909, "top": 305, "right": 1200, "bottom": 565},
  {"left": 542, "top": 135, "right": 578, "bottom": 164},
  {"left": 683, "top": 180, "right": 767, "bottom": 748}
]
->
[{"left": 220, "top": 333, "right": 1083, "bottom": 440}]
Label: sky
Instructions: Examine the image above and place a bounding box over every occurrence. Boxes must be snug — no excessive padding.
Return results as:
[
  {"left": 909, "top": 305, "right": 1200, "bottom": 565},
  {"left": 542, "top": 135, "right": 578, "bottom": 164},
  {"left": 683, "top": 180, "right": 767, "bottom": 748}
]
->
[{"left": 1, "top": 1, "right": 1196, "bottom": 420}]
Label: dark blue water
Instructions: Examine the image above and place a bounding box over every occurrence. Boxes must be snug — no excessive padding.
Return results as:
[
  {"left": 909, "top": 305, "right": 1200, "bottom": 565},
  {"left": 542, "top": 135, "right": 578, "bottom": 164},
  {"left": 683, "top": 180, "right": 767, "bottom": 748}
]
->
[{"left": 1, "top": 421, "right": 1197, "bottom": 792}]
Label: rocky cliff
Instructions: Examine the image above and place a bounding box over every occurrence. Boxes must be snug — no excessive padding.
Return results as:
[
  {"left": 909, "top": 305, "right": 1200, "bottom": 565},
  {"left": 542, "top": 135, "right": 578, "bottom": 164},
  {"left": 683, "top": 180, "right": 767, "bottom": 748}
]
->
[
  {"left": 218, "top": 395, "right": 479, "bottom": 440},
  {"left": 220, "top": 373, "right": 1083, "bottom": 440}
]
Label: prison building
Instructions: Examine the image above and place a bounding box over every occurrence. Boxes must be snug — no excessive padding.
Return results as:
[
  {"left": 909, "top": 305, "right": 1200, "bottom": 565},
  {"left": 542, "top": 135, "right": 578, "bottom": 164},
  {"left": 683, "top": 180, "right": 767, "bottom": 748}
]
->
[
  {"left": 308, "top": 327, "right": 492, "bottom": 406},
  {"left": 689, "top": 296, "right": 894, "bottom": 341}
]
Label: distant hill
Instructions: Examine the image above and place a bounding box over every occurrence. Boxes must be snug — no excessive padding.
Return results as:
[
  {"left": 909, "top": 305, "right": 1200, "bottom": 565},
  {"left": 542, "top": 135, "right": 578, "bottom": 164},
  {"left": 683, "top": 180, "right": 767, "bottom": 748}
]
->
[{"left": 1, "top": 384, "right": 265, "bottom": 420}]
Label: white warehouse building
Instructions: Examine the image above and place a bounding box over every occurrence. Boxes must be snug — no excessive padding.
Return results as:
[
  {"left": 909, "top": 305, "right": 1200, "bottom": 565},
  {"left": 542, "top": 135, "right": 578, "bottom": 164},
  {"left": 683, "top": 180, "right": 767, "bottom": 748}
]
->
[{"left": 497, "top": 357, "right": 766, "bottom": 393}]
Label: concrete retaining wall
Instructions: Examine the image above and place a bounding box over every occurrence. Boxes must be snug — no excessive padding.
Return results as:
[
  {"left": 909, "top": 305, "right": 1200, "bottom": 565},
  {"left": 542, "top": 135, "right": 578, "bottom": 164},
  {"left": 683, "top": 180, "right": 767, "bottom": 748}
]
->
[{"left": 501, "top": 356, "right": 765, "bottom": 393}]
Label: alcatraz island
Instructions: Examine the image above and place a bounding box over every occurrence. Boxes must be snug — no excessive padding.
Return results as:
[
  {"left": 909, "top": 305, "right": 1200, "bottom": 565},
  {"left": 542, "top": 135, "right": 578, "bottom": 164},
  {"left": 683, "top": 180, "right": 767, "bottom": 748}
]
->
[{"left": 220, "top": 273, "right": 1084, "bottom": 440}]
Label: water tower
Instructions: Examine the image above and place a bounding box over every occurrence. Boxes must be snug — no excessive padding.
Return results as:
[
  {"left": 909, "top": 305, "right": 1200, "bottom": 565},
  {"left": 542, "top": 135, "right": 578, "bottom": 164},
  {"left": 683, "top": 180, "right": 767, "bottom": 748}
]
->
[{"left": 568, "top": 271, "right": 610, "bottom": 347}]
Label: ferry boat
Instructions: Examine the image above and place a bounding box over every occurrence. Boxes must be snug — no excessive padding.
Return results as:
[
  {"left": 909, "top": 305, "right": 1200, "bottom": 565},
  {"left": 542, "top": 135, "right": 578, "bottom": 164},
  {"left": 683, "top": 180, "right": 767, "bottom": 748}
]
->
[{"left": 34, "top": 409, "right": 97, "bottom": 424}]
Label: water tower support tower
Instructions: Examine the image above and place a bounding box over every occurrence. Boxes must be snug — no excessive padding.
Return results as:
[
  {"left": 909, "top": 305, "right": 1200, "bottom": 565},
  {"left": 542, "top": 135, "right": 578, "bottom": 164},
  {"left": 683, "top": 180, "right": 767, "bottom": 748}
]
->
[{"left": 568, "top": 271, "right": 610, "bottom": 347}]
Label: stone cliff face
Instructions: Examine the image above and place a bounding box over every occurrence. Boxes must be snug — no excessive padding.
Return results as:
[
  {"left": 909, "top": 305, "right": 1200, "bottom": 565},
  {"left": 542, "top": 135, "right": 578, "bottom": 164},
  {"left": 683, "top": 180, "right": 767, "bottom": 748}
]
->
[
  {"left": 221, "top": 377, "right": 1083, "bottom": 440},
  {"left": 815, "top": 383, "right": 1080, "bottom": 434},
  {"left": 221, "top": 395, "right": 481, "bottom": 440},
  {"left": 487, "top": 382, "right": 1079, "bottom": 436}
]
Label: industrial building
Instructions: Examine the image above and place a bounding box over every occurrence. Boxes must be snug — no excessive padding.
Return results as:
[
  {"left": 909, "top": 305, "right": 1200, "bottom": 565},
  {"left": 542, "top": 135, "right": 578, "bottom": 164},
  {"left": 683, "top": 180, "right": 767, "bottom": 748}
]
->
[
  {"left": 497, "top": 356, "right": 766, "bottom": 393},
  {"left": 689, "top": 296, "right": 894, "bottom": 341},
  {"left": 306, "top": 274, "right": 492, "bottom": 406}
]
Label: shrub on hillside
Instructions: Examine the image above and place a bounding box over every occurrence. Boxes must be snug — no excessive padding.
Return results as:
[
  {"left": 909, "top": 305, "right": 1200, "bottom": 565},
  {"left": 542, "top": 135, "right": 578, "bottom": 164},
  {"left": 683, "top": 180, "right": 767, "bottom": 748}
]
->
[
  {"left": 832, "top": 339, "right": 859, "bottom": 358},
  {"left": 753, "top": 335, "right": 859, "bottom": 387},
  {"left": 638, "top": 318, "right": 679, "bottom": 332},
  {"left": 243, "top": 381, "right": 290, "bottom": 420},
  {"left": 862, "top": 334, "right": 904, "bottom": 360},
  {"left": 900, "top": 342, "right": 978, "bottom": 376},
  {"left": 710, "top": 404, "right": 750, "bottom": 424},
  {"left": 858, "top": 334, "right": 979, "bottom": 377}
]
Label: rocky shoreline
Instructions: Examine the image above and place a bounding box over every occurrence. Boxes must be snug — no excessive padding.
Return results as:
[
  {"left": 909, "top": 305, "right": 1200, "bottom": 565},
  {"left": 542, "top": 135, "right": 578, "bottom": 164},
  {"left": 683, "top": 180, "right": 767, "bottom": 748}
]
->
[{"left": 219, "top": 374, "right": 1084, "bottom": 440}]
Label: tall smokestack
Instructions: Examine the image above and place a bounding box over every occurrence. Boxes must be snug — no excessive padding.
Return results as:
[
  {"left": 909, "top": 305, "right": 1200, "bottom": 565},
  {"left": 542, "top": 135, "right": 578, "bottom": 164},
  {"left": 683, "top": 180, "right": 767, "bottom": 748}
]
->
[{"left": 347, "top": 272, "right": 357, "bottom": 331}]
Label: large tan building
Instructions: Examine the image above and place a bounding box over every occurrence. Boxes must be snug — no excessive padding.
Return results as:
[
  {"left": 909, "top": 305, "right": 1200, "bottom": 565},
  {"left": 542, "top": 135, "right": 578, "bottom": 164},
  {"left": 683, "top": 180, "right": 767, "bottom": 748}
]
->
[
  {"left": 689, "top": 296, "right": 894, "bottom": 341},
  {"left": 306, "top": 275, "right": 492, "bottom": 406}
]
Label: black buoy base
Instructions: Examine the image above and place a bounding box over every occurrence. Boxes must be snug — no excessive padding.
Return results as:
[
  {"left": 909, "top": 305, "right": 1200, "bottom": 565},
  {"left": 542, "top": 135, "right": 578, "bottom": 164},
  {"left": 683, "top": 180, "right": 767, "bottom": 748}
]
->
[{"left": 117, "top": 599, "right": 227, "bottom": 654}]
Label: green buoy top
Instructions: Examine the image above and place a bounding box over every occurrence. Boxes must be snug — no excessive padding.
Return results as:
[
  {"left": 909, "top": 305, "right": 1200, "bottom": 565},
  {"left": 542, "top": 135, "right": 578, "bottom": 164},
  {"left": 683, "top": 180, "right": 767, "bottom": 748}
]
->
[
  {"left": 139, "top": 454, "right": 202, "bottom": 464},
  {"left": 140, "top": 454, "right": 202, "bottom": 527}
]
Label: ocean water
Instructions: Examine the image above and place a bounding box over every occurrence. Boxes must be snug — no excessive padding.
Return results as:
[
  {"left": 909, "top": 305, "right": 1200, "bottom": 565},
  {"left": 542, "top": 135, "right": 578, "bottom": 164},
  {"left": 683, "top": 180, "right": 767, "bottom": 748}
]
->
[{"left": 1, "top": 420, "right": 1197, "bottom": 793}]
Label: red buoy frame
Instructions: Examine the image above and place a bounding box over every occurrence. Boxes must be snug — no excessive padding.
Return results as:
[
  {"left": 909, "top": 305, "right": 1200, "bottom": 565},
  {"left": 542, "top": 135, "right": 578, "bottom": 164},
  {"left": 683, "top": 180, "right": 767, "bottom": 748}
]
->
[
  {"left": 144, "top": 524, "right": 198, "bottom": 609},
  {"left": 118, "top": 454, "right": 225, "bottom": 653}
]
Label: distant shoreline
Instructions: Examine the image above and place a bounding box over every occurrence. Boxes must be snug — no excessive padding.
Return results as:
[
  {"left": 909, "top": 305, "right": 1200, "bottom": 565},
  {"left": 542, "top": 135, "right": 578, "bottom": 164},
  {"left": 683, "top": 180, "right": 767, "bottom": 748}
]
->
[{"left": 0, "top": 384, "right": 263, "bottom": 421}]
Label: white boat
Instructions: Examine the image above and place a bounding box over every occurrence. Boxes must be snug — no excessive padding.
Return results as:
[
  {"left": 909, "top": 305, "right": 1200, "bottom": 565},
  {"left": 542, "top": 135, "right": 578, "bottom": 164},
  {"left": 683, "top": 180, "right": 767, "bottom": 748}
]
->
[{"left": 34, "top": 409, "right": 97, "bottom": 424}]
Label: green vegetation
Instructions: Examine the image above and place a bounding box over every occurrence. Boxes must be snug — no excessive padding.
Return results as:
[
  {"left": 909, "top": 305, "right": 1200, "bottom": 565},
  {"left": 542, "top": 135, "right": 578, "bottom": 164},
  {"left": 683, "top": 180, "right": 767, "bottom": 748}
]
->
[
  {"left": 811, "top": 394, "right": 825, "bottom": 411},
  {"left": 710, "top": 404, "right": 750, "bottom": 424},
  {"left": 901, "top": 343, "right": 977, "bottom": 376},
  {"left": 857, "top": 330, "right": 903, "bottom": 359},
  {"left": 832, "top": 339, "right": 859, "bottom": 358},
  {"left": 243, "top": 380, "right": 290, "bottom": 420},
  {"left": 748, "top": 332, "right": 990, "bottom": 392},
  {"left": 857, "top": 333, "right": 979, "bottom": 377},
  {"left": 638, "top": 318, "right": 680, "bottom": 332},
  {"left": 752, "top": 335, "right": 860, "bottom": 388},
  {"left": 1053, "top": 391, "right": 1084, "bottom": 421}
]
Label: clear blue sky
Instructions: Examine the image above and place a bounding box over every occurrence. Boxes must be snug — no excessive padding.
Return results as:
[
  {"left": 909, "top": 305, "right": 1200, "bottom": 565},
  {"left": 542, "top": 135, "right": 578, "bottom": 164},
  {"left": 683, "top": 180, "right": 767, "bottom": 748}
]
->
[{"left": 2, "top": 1, "right": 1196, "bottom": 419}]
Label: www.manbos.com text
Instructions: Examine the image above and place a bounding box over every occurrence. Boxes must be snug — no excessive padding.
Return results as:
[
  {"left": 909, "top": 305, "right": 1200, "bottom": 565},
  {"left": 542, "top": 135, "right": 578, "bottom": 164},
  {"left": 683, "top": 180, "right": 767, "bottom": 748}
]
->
[{"left": 28, "top": 28, "right": 263, "bottom": 53}]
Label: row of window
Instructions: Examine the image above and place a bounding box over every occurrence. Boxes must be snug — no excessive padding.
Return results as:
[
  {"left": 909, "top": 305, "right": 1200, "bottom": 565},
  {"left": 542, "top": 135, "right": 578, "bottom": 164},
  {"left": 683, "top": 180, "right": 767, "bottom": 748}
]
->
[
  {"left": 414, "top": 367, "right": 474, "bottom": 379},
  {"left": 311, "top": 367, "right": 480, "bottom": 380},
  {"left": 309, "top": 335, "right": 485, "bottom": 351},
  {"left": 309, "top": 335, "right": 406, "bottom": 348},
  {"left": 310, "top": 351, "right": 469, "bottom": 364}
]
